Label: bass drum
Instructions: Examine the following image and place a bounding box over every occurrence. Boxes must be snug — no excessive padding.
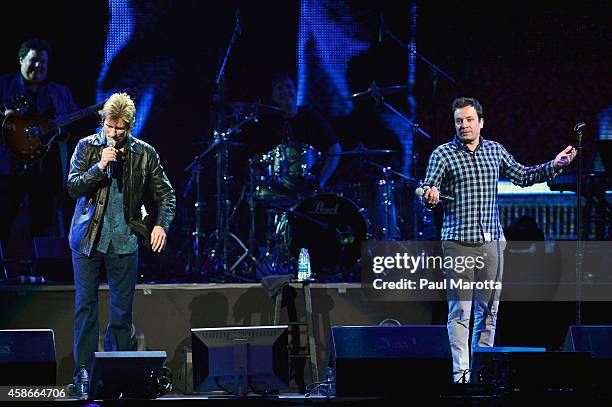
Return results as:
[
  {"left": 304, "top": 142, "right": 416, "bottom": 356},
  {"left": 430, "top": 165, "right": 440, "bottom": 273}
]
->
[{"left": 279, "top": 193, "right": 367, "bottom": 279}]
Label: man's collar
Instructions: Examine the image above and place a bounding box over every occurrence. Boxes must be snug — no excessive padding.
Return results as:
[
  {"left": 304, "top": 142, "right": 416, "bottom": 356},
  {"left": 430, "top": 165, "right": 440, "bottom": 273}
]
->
[
  {"left": 18, "top": 73, "right": 47, "bottom": 93},
  {"left": 452, "top": 136, "right": 485, "bottom": 152}
]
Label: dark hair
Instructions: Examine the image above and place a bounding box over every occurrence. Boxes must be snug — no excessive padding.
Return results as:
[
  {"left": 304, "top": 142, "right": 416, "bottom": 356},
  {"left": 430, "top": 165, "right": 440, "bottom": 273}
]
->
[
  {"left": 18, "top": 38, "right": 52, "bottom": 59},
  {"left": 452, "top": 97, "right": 484, "bottom": 119},
  {"left": 271, "top": 72, "right": 296, "bottom": 88}
]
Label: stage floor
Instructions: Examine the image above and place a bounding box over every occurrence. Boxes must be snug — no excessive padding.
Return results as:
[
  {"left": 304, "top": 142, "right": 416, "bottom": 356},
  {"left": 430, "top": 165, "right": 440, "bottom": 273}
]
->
[
  {"left": 0, "top": 282, "right": 434, "bottom": 391},
  {"left": 2, "top": 282, "right": 611, "bottom": 402}
]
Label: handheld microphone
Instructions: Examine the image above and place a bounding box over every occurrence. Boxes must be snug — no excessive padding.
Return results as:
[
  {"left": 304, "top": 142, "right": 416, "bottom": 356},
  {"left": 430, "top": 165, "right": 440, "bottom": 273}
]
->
[
  {"left": 106, "top": 138, "right": 116, "bottom": 178},
  {"left": 415, "top": 187, "right": 455, "bottom": 201}
]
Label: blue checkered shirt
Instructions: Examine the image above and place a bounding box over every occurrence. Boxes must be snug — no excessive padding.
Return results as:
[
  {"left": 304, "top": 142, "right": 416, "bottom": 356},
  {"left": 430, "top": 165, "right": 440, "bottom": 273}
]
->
[{"left": 422, "top": 137, "right": 559, "bottom": 243}]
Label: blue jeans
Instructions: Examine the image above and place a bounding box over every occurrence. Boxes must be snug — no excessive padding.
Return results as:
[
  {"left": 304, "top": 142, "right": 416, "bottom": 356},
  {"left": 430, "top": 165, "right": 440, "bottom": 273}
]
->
[
  {"left": 72, "top": 243, "right": 138, "bottom": 379},
  {"left": 442, "top": 239, "right": 505, "bottom": 383}
]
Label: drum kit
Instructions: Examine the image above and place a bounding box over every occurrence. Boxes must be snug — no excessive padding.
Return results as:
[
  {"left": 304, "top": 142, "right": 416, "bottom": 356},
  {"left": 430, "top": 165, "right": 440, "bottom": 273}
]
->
[{"left": 183, "top": 82, "right": 430, "bottom": 282}]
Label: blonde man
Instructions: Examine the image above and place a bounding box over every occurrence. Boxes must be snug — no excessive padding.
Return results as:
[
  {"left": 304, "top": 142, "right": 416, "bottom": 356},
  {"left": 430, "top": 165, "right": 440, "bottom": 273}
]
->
[{"left": 67, "top": 92, "right": 175, "bottom": 387}]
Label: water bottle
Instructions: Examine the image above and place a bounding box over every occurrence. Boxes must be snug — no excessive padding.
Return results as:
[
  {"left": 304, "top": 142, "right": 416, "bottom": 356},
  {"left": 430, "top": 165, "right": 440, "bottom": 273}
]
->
[
  {"left": 297, "top": 248, "right": 311, "bottom": 281},
  {"left": 325, "top": 366, "right": 336, "bottom": 397},
  {"left": 76, "top": 368, "right": 89, "bottom": 400}
]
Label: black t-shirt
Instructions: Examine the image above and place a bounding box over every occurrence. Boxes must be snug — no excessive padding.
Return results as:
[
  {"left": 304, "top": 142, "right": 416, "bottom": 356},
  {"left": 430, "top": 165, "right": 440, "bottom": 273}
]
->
[{"left": 232, "top": 106, "right": 338, "bottom": 182}]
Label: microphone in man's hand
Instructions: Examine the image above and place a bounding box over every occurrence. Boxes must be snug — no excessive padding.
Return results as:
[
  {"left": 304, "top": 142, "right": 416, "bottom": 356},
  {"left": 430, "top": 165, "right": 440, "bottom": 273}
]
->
[
  {"left": 415, "top": 187, "right": 455, "bottom": 201},
  {"left": 106, "top": 138, "right": 116, "bottom": 178}
]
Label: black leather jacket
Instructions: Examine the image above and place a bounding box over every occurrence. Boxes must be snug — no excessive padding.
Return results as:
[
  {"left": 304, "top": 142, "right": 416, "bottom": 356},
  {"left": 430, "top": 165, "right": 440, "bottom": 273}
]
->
[{"left": 67, "top": 132, "right": 176, "bottom": 256}]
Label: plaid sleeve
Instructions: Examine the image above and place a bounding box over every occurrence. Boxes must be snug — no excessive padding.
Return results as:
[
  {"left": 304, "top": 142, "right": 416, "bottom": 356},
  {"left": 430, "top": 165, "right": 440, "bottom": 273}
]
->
[
  {"left": 500, "top": 145, "right": 556, "bottom": 187},
  {"left": 423, "top": 148, "right": 446, "bottom": 188},
  {"left": 419, "top": 149, "right": 447, "bottom": 210}
]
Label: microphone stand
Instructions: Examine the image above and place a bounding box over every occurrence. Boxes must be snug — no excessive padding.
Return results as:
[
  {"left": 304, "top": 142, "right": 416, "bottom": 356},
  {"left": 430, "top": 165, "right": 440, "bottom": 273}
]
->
[{"left": 574, "top": 122, "right": 585, "bottom": 326}]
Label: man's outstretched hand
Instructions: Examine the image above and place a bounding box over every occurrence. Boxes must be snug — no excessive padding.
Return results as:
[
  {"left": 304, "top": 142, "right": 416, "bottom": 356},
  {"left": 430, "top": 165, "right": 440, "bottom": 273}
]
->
[{"left": 554, "top": 145, "right": 577, "bottom": 168}]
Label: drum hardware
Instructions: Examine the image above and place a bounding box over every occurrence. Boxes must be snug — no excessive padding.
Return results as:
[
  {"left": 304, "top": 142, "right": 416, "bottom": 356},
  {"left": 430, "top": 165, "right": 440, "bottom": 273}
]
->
[
  {"left": 250, "top": 143, "right": 321, "bottom": 201},
  {"left": 364, "top": 160, "right": 417, "bottom": 240},
  {"left": 268, "top": 202, "right": 332, "bottom": 231},
  {"left": 349, "top": 79, "right": 438, "bottom": 240},
  {"left": 182, "top": 108, "right": 265, "bottom": 281},
  {"left": 365, "top": 160, "right": 415, "bottom": 183},
  {"left": 349, "top": 81, "right": 432, "bottom": 141},
  {"left": 245, "top": 140, "right": 323, "bottom": 277},
  {"left": 203, "top": 9, "right": 285, "bottom": 281},
  {"left": 328, "top": 143, "right": 397, "bottom": 157},
  {"left": 229, "top": 101, "right": 284, "bottom": 117},
  {"left": 270, "top": 194, "right": 368, "bottom": 280},
  {"left": 329, "top": 156, "right": 416, "bottom": 241},
  {"left": 328, "top": 144, "right": 400, "bottom": 239},
  {"left": 383, "top": 29, "right": 457, "bottom": 84},
  {"left": 348, "top": 83, "right": 408, "bottom": 102}
]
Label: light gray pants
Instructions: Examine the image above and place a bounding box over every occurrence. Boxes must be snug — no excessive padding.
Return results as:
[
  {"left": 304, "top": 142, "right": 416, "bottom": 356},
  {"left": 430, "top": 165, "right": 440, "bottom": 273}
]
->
[{"left": 442, "top": 239, "right": 505, "bottom": 383}]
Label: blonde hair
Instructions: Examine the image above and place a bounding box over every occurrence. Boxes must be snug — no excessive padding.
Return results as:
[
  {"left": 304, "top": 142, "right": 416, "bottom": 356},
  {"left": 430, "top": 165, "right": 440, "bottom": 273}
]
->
[{"left": 101, "top": 92, "right": 136, "bottom": 132}]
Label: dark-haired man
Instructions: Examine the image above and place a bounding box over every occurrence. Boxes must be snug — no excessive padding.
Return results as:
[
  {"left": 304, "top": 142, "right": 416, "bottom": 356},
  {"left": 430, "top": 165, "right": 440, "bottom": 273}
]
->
[
  {"left": 0, "top": 38, "right": 78, "bottom": 248},
  {"left": 420, "top": 97, "right": 576, "bottom": 383}
]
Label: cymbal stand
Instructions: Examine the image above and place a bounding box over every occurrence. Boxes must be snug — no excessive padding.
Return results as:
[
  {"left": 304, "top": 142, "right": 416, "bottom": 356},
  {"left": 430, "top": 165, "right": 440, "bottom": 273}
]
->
[
  {"left": 183, "top": 137, "right": 224, "bottom": 277},
  {"left": 367, "top": 82, "right": 431, "bottom": 141},
  {"left": 365, "top": 159, "right": 414, "bottom": 182},
  {"left": 208, "top": 7, "right": 245, "bottom": 280},
  {"left": 182, "top": 111, "right": 257, "bottom": 281},
  {"left": 212, "top": 116, "right": 260, "bottom": 280},
  {"left": 384, "top": 29, "right": 457, "bottom": 84}
]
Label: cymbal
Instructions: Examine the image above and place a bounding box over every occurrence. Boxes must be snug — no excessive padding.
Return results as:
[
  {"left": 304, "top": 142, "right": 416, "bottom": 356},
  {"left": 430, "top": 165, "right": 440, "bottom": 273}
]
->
[
  {"left": 348, "top": 83, "right": 407, "bottom": 102},
  {"left": 329, "top": 145, "right": 397, "bottom": 157},
  {"left": 191, "top": 140, "right": 243, "bottom": 147},
  {"left": 229, "top": 101, "right": 284, "bottom": 116}
]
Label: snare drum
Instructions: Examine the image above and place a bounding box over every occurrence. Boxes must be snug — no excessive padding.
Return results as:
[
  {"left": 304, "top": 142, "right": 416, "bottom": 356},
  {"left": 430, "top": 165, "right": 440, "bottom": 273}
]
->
[{"left": 250, "top": 143, "right": 320, "bottom": 201}]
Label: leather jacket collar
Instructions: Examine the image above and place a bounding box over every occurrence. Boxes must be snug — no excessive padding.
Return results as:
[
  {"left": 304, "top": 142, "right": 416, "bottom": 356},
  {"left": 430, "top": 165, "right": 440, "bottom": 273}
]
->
[{"left": 92, "top": 130, "right": 145, "bottom": 154}]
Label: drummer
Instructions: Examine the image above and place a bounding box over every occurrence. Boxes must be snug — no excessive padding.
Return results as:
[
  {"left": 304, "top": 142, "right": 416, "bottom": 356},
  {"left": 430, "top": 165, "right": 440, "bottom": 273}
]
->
[{"left": 244, "top": 72, "right": 341, "bottom": 191}]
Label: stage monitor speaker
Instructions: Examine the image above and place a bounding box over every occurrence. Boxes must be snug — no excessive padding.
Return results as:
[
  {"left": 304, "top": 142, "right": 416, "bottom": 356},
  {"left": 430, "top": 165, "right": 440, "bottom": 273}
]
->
[
  {"left": 90, "top": 351, "right": 169, "bottom": 399},
  {"left": 0, "top": 329, "right": 56, "bottom": 385},
  {"left": 563, "top": 325, "right": 612, "bottom": 357},
  {"left": 327, "top": 325, "right": 451, "bottom": 397},
  {"left": 0, "top": 241, "right": 7, "bottom": 280},
  {"left": 473, "top": 346, "right": 590, "bottom": 394},
  {"left": 33, "top": 236, "right": 72, "bottom": 283},
  {"left": 564, "top": 325, "right": 612, "bottom": 394}
]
